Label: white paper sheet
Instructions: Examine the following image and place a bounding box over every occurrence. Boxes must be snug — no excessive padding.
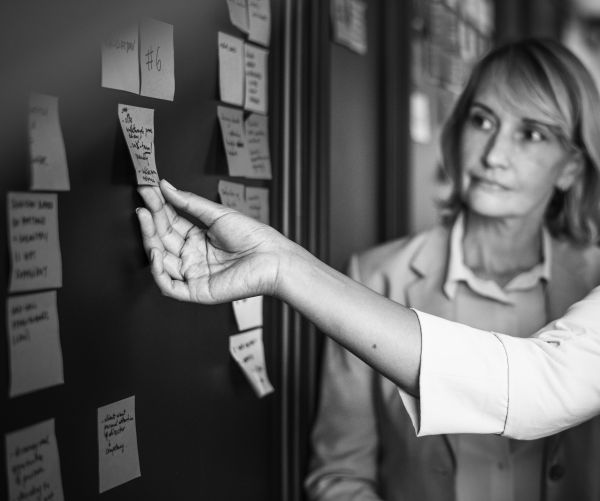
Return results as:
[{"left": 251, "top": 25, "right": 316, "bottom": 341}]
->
[
  {"left": 227, "top": 0, "right": 249, "bottom": 33},
  {"left": 217, "top": 105, "right": 252, "bottom": 177},
  {"left": 98, "top": 395, "right": 141, "bottom": 493},
  {"left": 245, "top": 186, "right": 269, "bottom": 224},
  {"left": 232, "top": 296, "right": 263, "bottom": 331},
  {"left": 229, "top": 328, "right": 274, "bottom": 397},
  {"left": 218, "top": 180, "right": 247, "bottom": 213},
  {"left": 245, "top": 113, "right": 272, "bottom": 179},
  {"left": 140, "top": 18, "right": 175, "bottom": 101},
  {"left": 244, "top": 44, "right": 268, "bottom": 114},
  {"left": 8, "top": 291, "right": 64, "bottom": 397},
  {"left": 248, "top": 0, "right": 271, "bottom": 47},
  {"left": 218, "top": 32, "right": 245, "bottom": 106},
  {"left": 101, "top": 23, "right": 140, "bottom": 94},
  {"left": 118, "top": 104, "right": 159, "bottom": 185},
  {"left": 5, "top": 419, "right": 64, "bottom": 501},
  {"left": 8, "top": 192, "right": 62, "bottom": 293},
  {"left": 29, "top": 93, "right": 70, "bottom": 191}
]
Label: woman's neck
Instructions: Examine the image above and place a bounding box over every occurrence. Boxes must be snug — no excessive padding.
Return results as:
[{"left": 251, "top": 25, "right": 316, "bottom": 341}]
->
[{"left": 462, "top": 212, "right": 545, "bottom": 286}]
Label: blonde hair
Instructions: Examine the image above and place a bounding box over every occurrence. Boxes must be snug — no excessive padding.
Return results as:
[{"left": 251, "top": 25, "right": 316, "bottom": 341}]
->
[{"left": 439, "top": 38, "right": 600, "bottom": 245}]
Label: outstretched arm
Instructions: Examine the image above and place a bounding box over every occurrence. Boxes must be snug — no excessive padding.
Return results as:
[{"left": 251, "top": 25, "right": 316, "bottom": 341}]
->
[{"left": 137, "top": 180, "right": 421, "bottom": 395}]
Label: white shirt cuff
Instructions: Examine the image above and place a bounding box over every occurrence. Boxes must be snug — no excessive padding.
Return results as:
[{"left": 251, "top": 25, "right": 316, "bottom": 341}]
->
[{"left": 399, "top": 309, "right": 509, "bottom": 436}]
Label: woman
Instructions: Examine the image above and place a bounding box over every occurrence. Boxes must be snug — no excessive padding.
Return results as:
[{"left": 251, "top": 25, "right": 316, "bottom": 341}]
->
[
  {"left": 135, "top": 39, "right": 600, "bottom": 444},
  {"left": 305, "top": 39, "right": 600, "bottom": 501}
]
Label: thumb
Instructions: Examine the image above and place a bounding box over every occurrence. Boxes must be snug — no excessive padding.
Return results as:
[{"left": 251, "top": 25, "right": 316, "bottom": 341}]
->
[{"left": 159, "top": 179, "right": 236, "bottom": 227}]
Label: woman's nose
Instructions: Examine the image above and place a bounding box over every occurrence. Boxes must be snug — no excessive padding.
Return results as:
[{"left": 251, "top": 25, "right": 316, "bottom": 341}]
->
[{"left": 481, "top": 130, "right": 511, "bottom": 169}]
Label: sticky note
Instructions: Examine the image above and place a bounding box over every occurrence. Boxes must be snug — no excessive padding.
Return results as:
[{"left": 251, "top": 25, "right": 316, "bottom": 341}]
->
[
  {"left": 332, "top": 0, "right": 368, "bottom": 55},
  {"left": 8, "top": 192, "right": 62, "bottom": 293},
  {"left": 140, "top": 18, "right": 175, "bottom": 101},
  {"left": 229, "top": 328, "right": 274, "bottom": 397},
  {"left": 101, "top": 23, "right": 140, "bottom": 94},
  {"left": 218, "top": 180, "right": 247, "bottom": 213},
  {"left": 245, "top": 186, "right": 269, "bottom": 224},
  {"left": 248, "top": 0, "right": 271, "bottom": 47},
  {"left": 118, "top": 104, "right": 159, "bottom": 185},
  {"left": 28, "top": 93, "right": 70, "bottom": 191},
  {"left": 7, "top": 291, "right": 64, "bottom": 397},
  {"left": 217, "top": 105, "right": 251, "bottom": 177},
  {"left": 410, "top": 92, "right": 432, "bottom": 144},
  {"left": 232, "top": 296, "right": 263, "bottom": 331},
  {"left": 98, "top": 395, "right": 141, "bottom": 493},
  {"left": 227, "top": 0, "right": 249, "bottom": 33},
  {"left": 244, "top": 44, "right": 268, "bottom": 114},
  {"left": 245, "top": 113, "right": 271, "bottom": 179},
  {"left": 5, "top": 419, "right": 64, "bottom": 501},
  {"left": 218, "top": 32, "right": 245, "bottom": 106}
]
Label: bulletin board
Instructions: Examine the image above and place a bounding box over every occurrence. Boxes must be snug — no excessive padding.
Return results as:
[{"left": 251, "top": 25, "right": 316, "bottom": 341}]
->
[{"left": 0, "top": 1, "right": 284, "bottom": 500}]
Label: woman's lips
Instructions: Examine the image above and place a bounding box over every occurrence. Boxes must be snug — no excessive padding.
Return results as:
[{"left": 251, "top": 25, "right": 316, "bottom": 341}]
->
[{"left": 471, "top": 177, "right": 508, "bottom": 191}]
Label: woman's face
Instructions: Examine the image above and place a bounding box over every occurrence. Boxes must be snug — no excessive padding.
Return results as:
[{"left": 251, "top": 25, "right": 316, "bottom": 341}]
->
[{"left": 459, "top": 80, "right": 579, "bottom": 223}]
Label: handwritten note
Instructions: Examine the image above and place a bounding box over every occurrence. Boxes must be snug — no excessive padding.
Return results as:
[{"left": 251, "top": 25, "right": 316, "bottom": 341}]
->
[
  {"left": 245, "top": 186, "right": 270, "bottom": 224},
  {"left": 331, "top": 0, "right": 368, "bottom": 55},
  {"left": 218, "top": 180, "right": 247, "bottom": 212},
  {"left": 245, "top": 113, "right": 272, "bottom": 179},
  {"left": 229, "top": 328, "right": 274, "bottom": 397},
  {"left": 5, "top": 419, "right": 64, "bottom": 501},
  {"left": 7, "top": 291, "right": 64, "bottom": 398},
  {"left": 140, "top": 18, "right": 175, "bottom": 101},
  {"left": 244, "top": 44, "right": 268, "bottom": 114},
  {"left": 98, "top": 395, "right": 141, "bottom": 493},
  {"left": 227, "top": 0, "right": 249, "bottom": 33},
  {"left": 217, "top": 105, "right": 251, "bottom": 177},
  {"left": 218, "top": 32, "right": 245, "bottom": 106},
  {"left": 28, "top": 93, "right": 70, "bottom": 191},
  {"left": 101, "top": 23, "right": 140, "bottom": 94},
  {"left": 118, "top": 104, "right": 159, "bottom": 185},
  {"left": 232, "top": 296, "right": 263, "bottom": 331},
  {"left": 8, "top": 192, "right": 62, "bottom": 293},
  {"left": 248, "top": 0, "right": 271, "bottom": 47}
]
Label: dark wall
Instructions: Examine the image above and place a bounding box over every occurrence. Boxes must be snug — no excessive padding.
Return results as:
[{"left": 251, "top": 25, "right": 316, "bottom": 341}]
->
[{"left": 1, "top": 1, "right": 282, "bottom": 500}]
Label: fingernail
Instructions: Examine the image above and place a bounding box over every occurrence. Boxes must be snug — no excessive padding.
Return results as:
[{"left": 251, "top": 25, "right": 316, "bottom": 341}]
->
[
  {"left": 135, "top": 207, "right": 141, "bottom": 214},
  {"left": 162, "top": 179, "right": 177, "bottom": 191}
]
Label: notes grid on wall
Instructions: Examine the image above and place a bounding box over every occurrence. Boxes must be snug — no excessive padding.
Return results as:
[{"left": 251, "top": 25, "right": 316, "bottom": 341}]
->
[
  {"left": 221, "top": 0, "right": 274, "bottom": 398},
  {"left": 1, "top": 1, "right": 281, "bottom": 500}
]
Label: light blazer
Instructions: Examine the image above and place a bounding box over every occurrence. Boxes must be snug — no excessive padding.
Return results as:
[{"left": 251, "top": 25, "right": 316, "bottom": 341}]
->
[{"left": 306, "top": 224, "right": 600, "bottom": 501}]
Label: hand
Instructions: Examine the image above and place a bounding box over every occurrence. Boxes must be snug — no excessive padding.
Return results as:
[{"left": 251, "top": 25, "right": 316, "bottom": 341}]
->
[{"left": 136, "top": 179, "right": 285, "bottom": 303}]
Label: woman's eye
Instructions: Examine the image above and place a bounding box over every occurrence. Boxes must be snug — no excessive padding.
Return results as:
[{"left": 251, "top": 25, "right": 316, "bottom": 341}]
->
[
  {"left": 468, "top": 112, "right": 494, "bottom": 131},
  {"left": 521, "top": 128, "right": 546, "bottom": 142}
]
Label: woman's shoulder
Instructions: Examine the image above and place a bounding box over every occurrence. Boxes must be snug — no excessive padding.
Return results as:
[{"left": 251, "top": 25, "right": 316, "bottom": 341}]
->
[
  {"left": 351, "top": 224, "right": 450, "bottom": 278},
  {"left": 552, "top": 238, "right": 600, "bottom": 283}
]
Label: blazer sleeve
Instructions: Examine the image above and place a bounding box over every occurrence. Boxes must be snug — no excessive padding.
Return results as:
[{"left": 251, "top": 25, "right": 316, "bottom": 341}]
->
[
  {"left": 399, "top": 286, "right": 600, "bottom": 440},
  {"left": 305, "top": 255, "right": 383, "bottom": 501}
]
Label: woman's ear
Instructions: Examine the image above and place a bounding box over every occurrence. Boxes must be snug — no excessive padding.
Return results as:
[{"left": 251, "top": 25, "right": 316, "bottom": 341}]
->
[{"left": 556, "top": 152, "right": 584, "bottom": 191}]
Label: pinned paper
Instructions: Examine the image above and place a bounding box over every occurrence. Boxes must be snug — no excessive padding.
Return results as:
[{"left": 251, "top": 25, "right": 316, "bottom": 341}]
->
[
  {"left": 232, "top": 296, "right": 263, "bottom": 331},
  {"left": 217, "top": 105, "right": 251, "bottom": 177},
  {"left": 101, "top": 23, "right": 140, "bottom": 94},
  {"left": 227, "top": 0, "right": 249, "bottom": 33},
  {"left": 245, "top": 113, "right": 271, "bottom": 179},
  {"left": 98, "top": 395, "right": 141, "bottom": 493},
  {"left": 218, "top": 32, "right": 245, "bottom": 106},
  {"left": 244, "top": 44, "right": 268, "bottom": 114},
  {"left": 7, "top": 291, "right": 64, "bottom": 397},
  {"left": 245, "top": 186, "right": 269, "bottom": 224},
  {"left": 331, "top": 0, "right": 368, "bottom": 55},
  {"left": 229, "top": 328, "right": 274, "bottom": 397},
  {"left": 28, "top": 93, "right": 70, "bottom": 191},
  {"left": 8, "top": 192, "right": 62, "bottom": 293},
  {"left": 218, "top": 180, "right": 247, "bottom": 212},
  {"left": 140, "top": 18, "right": 175, "bottom": 101},
  {"left": 5, "top": 419, "right": 64, "bottom": 501},
  {"left": 118, "top": 104, "right": 159, "bottom": 185},
  {"left": 248, "top": 0, "right": 271, "bottom": 47}
]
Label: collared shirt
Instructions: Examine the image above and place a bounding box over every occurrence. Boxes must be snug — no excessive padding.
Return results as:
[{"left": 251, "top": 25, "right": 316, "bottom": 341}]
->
[{"left": 443, "top": 213, "right": 551, "bottom": 501}]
